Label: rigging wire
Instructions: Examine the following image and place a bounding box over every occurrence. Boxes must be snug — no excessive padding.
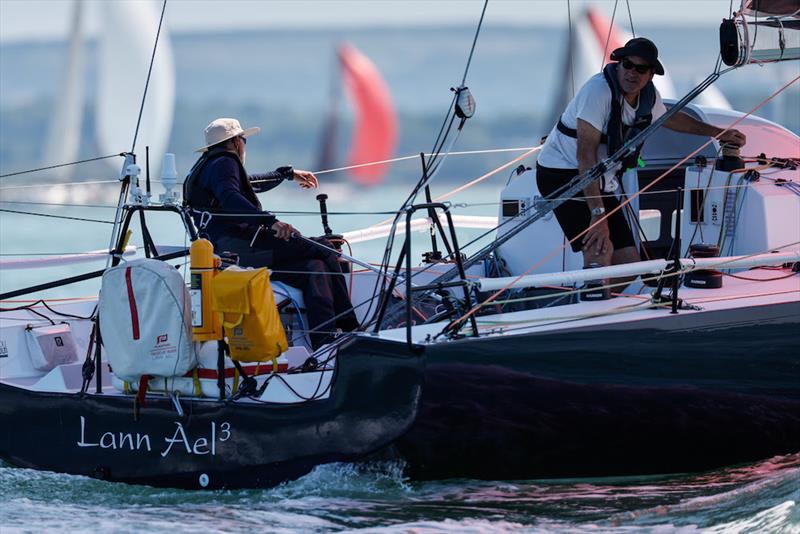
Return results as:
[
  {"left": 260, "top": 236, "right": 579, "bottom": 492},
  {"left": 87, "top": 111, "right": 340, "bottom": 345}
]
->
[
  {"left": 130, "top": 0, "right": 168, "bottom": 154},
  {"left": 626, "top": 0, "right": 636, "bottom": 37},
  {"left": 601, "top": 0, "right": 620, "bottom": 72},
  {"left": 460, "top": 0, "right": 488, "bottom": 87},
  {"left": 567, "top": 0, "right": 575, "bottom": 98},
  {"left": 0, "top": 154, "right": 124, "bottom": 179}
]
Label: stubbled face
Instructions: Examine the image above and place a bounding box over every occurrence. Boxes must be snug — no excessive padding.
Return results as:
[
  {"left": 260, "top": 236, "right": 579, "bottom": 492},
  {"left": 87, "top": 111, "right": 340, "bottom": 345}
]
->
[
  {"left": 234, "top": 136, "right": 246, "bottom": 164},
  {"left": 616, "top": 55, "right": 655, "bottom": 96}
]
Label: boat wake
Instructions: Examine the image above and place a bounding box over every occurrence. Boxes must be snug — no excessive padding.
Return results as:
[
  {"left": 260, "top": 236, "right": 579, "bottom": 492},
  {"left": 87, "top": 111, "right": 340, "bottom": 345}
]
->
[{"left": 1, "top": 454, "right": 798, "bottom": 532}]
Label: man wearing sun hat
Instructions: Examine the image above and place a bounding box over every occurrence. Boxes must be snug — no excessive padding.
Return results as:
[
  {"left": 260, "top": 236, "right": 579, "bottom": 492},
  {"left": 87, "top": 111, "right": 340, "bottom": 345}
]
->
[
  {"left": 184, "top": 118, "right": 359, "bottom": 349},
  {"left": 536, "top": 37, "right": 747, "bottom": 284}
]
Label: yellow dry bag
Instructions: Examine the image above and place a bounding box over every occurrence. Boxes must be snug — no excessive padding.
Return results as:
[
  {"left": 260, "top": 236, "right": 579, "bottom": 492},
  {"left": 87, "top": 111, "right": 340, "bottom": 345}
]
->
[{"left": 210, "top": 267, "right": 288, "bottom": 362}]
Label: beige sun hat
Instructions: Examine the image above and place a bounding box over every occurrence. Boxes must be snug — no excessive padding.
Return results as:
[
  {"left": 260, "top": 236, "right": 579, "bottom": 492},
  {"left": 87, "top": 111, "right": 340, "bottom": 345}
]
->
[{"left": 196, "top": 118, "right": 261, "bottom": 152}]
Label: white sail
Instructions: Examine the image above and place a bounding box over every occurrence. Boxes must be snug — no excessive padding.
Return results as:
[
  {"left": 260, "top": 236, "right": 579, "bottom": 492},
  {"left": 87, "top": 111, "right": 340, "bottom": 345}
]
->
[
  {"left": 96, "top": 0, "right": 174, "bottom": 177},
  {"left": 42, "top": 0, "right": 85, "bottom": 180}
]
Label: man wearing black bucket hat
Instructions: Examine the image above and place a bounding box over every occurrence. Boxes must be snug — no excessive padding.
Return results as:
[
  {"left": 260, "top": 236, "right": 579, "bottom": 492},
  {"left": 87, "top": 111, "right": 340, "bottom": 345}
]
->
[
  {"left": 537, "top": 37, "right": 746, "bottom": 280},
  {"left": 184, "top": 118, "right": 359, "bottom": 349}
]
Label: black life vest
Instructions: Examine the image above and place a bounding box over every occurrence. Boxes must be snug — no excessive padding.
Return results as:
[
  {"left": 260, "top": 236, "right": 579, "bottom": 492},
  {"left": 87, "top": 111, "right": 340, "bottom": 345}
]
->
[
  {"left": 556, "top": 62, "right": 656, "bottom": 171},
  {"left": 183, "top": 148, "right": 262, "bottom": 211}
]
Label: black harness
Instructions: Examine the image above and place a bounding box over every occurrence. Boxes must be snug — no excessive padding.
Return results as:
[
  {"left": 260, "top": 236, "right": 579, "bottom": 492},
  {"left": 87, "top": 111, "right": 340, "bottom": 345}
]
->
[
  {"left": 183, "top": 148, "right": 262, "bottom": 211},
  {"left": 556, "top": 62, "right": 656, "bottom": 172}
]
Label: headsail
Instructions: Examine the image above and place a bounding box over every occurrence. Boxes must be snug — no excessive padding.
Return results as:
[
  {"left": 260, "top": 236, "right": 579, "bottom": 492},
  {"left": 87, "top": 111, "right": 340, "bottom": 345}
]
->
[
  {"left": 96, "top": 1, "right": 174, "bottom": 175},
  {"left": 338, "top": 43, "right": 398, "bottom": 186}
]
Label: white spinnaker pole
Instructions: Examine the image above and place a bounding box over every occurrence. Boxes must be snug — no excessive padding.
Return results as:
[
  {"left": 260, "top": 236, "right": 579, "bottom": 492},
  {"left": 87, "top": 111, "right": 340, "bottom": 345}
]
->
[{"left": 476, "top": 250, "right": 800, "bottom": 292}]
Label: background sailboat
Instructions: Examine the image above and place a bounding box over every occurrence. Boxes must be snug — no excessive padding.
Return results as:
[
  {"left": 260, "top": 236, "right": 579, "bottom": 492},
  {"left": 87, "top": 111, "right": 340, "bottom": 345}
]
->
[
  {"left": 96, "top": 1, "right": 174, "bottom": 177},
  {"left": 316, "top": 43, "right": 398, "bottom": 186},
  {"left": 40, "top": 0, "right": 175, "bottom": 181},
  {"left": 41, "top": 0, "right": 85, "bottom": 180}
]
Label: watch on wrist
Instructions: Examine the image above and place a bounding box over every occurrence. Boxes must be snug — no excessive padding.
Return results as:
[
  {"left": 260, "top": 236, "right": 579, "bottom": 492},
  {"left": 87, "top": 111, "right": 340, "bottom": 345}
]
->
[{"left": 590, "top": 206, "right": 605, "bottom": 217}]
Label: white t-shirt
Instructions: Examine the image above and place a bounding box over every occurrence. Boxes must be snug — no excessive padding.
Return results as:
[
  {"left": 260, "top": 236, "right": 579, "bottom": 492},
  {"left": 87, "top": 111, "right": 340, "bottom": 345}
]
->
[{"left": 537, "top": 72, "right": 666, "bottom": 169}]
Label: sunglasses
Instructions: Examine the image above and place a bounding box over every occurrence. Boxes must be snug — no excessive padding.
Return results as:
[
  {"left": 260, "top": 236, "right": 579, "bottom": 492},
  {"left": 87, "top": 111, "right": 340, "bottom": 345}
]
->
[
  {"left": 239, "top": 136, "right": 247, "bottom": 145},
  {"left": 621, "top": 59, "right": 652, "bottom": 74}
]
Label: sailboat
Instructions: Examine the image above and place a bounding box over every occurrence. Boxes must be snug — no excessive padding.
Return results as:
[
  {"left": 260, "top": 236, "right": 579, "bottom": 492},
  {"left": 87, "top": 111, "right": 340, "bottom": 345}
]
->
[
  {"left": 316, "top": 43, "right": 398, "bottom": 186},
  {"left": 41, "top": 0, "right": 174, "bottom": 181},
  {"left": 1, "top": 0, "right": 799, "bottom": 487}
]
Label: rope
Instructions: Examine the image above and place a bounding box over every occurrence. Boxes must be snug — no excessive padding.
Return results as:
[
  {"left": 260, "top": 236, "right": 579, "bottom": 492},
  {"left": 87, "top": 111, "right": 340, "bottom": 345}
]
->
[
  {"left": 449, "top": 74, "right": 800, "bottom": 332},
  {"left": 370, "top": 145, "right": 542, "bottom": 227},
  {"left": 0, "top": 154, "right": 124, "bottom": 179},
  {"left": 130, "top": 0, "right": 167, "bottom": 154},
  {"left": 434, "top": 146, "right": 542, "bottom": 202},
  {"left": 312, "top": 147, "right": 537, "bottom": 176}
]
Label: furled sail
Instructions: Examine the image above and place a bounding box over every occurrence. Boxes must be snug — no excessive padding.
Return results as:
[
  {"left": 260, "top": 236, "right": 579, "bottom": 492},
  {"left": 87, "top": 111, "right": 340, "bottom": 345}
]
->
[
  {"left": 42, "top": 0, "right": 85, "bottom": 179},
  {"left": 721, "top": 1, "right": 800, "bottom": 66},
  {"left": 741, "top": 0, "right": 800, "bottom": 18},
  {"left": 338, "top": 43, "right": 398, "bottom": 186},
  {"left": 96, "top": 1, "right": 174, "bottom": 175}
]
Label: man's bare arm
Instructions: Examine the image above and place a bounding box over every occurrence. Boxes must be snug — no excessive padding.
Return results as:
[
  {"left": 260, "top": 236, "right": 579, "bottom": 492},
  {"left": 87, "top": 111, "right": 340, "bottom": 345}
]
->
[{"left": 664, "top": 112, "right": 746, "bottom": 147}]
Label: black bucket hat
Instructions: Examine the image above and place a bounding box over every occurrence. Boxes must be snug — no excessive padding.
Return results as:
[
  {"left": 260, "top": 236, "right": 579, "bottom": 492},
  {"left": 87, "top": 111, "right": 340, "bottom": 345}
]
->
[{"left": 610, "top": 37, "right": 665, "bottom": 75}]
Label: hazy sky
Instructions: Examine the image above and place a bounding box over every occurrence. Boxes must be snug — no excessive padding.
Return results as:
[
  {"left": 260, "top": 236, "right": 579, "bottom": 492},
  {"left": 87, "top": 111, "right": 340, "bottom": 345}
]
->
[{"left": 0, "top": 0, "right": 737, "bottom": 42}]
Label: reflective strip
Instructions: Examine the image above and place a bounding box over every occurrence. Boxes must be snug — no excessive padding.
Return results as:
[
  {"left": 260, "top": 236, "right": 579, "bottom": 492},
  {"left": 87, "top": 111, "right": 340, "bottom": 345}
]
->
[{"left": 124, "top": 266, "right": 140, "bottom": 340}]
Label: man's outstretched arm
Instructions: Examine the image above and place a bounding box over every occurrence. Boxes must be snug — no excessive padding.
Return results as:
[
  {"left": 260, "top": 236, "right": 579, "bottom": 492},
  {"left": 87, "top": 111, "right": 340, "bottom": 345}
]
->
[{"left": 663, "top": 112, "right": 746, "bottom": 147}]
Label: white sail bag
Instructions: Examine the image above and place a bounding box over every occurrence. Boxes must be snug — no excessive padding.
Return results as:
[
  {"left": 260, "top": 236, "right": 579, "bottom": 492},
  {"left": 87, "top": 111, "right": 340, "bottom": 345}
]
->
[{"left": 99, "top": 259, "right": 195, "bottom": 382}]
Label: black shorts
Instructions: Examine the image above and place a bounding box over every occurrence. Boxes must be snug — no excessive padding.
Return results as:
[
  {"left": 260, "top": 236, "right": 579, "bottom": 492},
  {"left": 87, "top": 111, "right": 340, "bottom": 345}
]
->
[{"left": 536, "top": 163, "right": 635, "bottom": 253}]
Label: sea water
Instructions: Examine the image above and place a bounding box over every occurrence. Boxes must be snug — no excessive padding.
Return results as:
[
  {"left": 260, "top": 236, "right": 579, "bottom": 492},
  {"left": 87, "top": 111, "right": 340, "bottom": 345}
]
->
[{"left": 1, "top": 454, "right": 798, "bottom": 532}]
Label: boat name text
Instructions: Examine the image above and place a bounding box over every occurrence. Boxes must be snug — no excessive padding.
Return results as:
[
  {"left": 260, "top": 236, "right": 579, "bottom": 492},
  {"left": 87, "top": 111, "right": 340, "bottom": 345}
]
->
[{"left": 76, "top": 416, "right": 231, "bottom": 456}]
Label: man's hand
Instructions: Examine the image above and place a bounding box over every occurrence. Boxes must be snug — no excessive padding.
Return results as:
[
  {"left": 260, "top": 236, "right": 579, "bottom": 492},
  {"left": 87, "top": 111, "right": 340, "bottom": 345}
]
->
[
  {"left": 719, "top": 128, "right": 746, "bottom": 148},
  {"left": 270, "top": 221, "right": 300, "bottom": 241},
  {"left": 583, "top": 216, "right": 611, "bottom": 255},
  {"left": 293, "top": 170, "right": 318, "bottom": 189}
]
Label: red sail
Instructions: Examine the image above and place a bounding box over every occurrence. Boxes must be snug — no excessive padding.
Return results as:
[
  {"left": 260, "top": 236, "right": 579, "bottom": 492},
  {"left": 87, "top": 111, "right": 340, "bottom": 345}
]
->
[{"left": 338, "top": 43, "right": 398, "bottom": 186}]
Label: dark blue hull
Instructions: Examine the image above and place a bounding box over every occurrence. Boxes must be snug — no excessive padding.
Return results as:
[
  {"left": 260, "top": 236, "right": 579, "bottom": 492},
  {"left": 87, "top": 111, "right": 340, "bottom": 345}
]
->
[
  {"left": 395, "top": 321, "right": 800, "bottom": 479},
  {"left": 0, "top": 338, "right": 424, "bottom": 489}
]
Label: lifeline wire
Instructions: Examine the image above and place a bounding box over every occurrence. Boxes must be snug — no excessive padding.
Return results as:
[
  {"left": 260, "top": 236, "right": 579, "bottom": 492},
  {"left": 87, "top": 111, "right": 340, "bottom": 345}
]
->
[
  {"left": 0, "top": 154, "right": 124, "bottom": 179},
  {"left": 0, "top": 208, "right": 114, "bottom": 225}
]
